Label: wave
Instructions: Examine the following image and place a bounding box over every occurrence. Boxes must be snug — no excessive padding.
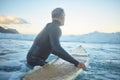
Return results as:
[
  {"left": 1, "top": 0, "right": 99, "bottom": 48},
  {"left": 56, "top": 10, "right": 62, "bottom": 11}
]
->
[
  {"left": 0, "top": 33, "right": 36, "bottom": 41},
  {"left": 0, "top": 61, "right": 22, "bottom": 72}
]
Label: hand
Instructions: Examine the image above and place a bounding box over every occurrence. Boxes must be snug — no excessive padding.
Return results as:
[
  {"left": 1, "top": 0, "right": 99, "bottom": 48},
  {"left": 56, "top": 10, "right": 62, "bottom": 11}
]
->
[{"left": 77, "top": 62, "right": 86, "bottom": 70}]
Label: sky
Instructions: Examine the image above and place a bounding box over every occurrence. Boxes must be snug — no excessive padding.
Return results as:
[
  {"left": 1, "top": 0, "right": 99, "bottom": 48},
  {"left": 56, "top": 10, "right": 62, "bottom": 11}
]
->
[{"left": 0, "top": 0, "right": 120, "bottom": 35}]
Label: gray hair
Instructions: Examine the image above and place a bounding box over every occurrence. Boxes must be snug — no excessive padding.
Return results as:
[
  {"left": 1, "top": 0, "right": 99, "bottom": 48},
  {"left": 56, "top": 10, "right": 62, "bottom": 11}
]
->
[{"left": 52, "top": 8, "right": 64, "bottom": 18}]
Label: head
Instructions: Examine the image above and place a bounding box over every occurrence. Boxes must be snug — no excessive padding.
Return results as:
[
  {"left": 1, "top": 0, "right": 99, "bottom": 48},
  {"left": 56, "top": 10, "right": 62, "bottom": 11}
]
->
[{"left": 52, "top": 8, "right": 65, "bottom": 26}]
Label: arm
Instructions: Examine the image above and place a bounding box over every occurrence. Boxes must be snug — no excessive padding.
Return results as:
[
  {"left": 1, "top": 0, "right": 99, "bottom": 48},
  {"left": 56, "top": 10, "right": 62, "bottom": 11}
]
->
[{"left": 49, "top": 27, "right": 79, "bottom": 66}]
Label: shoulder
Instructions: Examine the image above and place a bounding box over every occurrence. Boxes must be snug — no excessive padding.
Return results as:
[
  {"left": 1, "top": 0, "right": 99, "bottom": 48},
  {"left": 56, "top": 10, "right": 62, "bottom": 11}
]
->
[{"left": 46, "top": 22, "right": 61, "bottom": 32}]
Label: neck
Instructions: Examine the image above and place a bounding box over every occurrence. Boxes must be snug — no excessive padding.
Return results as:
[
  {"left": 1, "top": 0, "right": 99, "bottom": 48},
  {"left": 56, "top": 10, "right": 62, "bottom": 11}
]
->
[{"left": 52, "top": 19, "right": 61, "bottom": 26}]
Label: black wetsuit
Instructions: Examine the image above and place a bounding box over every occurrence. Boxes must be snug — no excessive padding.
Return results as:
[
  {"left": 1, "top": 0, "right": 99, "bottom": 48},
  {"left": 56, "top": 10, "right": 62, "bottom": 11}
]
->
[{"left": 27, "top": 20, "right": 79, "bottom": 67}]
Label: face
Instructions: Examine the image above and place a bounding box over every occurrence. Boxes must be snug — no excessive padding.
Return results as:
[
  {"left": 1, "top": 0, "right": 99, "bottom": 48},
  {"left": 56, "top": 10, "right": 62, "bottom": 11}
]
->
[{"left": 59, "top": 13, "right": 65, "bottom": 26}]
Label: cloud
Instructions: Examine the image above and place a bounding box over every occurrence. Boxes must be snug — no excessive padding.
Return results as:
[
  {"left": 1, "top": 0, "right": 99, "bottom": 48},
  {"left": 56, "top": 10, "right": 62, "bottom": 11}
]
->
[{"left": 0, "top": 15, "right": 28, "bottom": 24}]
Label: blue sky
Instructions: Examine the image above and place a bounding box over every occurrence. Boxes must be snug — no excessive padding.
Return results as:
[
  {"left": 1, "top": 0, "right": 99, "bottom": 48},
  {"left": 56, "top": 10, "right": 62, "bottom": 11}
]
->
[{"left": 0, "top": 0, "right": 120, "bottom": 35}]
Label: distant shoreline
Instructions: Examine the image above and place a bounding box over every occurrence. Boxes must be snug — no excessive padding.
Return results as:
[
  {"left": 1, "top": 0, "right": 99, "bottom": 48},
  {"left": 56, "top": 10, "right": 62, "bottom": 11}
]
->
[{"left": 0, "top": 26, "right": 19, "bottom": 34}]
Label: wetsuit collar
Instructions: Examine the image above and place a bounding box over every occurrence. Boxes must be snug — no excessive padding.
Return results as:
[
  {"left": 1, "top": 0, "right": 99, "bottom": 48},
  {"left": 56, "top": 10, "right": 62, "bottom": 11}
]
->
[{"left": 52, "top": 20, "right": 61, "bottom": 26}]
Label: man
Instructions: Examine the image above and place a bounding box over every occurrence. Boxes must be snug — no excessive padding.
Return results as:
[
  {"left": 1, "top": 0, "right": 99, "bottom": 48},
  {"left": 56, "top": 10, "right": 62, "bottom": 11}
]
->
[{"left": 27, "top": 8, "right": 86, "bottom": 70}]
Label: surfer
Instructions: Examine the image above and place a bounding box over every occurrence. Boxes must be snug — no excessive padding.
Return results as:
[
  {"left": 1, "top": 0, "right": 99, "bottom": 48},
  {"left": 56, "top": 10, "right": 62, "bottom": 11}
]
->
[{"left": 26, "top": 8, "right": 86, "bottom": 70}]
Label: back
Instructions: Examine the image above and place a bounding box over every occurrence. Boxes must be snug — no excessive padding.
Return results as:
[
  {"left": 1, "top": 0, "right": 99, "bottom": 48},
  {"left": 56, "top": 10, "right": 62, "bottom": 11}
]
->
[
  {"left": 34, "top": 23, "right": 51, "bottom": 49},
  {"left": 27, "top": 21, "right": 61, "bottom": 58}
]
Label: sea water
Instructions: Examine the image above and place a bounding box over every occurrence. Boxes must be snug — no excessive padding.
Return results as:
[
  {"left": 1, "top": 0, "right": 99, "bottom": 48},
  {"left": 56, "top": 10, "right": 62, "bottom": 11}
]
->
[{"left": 0, "top": 35, "right": 120, "bottom": 80}]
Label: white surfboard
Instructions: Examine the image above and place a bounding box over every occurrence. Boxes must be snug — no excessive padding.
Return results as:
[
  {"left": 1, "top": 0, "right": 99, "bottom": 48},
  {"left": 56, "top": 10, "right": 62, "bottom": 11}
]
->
[{"left": 23, "top": 45, "right": 88, "bottom": 80}]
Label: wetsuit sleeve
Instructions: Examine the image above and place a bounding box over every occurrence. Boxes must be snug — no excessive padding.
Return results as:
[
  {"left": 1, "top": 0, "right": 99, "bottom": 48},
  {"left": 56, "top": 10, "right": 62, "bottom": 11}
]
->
[{"left": 49, "top": 27, "right": 79, "bottom": 66}]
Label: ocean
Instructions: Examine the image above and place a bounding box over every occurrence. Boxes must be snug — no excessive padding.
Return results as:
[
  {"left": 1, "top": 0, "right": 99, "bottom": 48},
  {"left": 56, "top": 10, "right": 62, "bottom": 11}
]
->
[{"left": 0, "top": 34, "right": 120, "bottom": 80}]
